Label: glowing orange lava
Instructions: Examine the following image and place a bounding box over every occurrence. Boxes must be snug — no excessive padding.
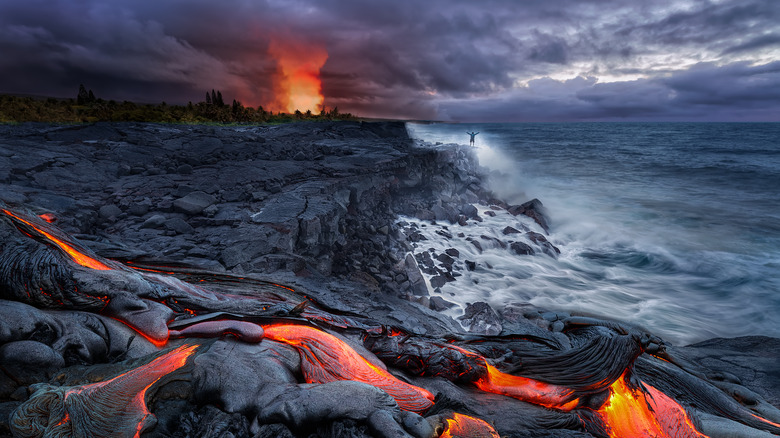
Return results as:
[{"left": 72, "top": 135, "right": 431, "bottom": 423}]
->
[
  {"left": 266, "top": 37, "right": 328, "bottom": 113},
  {"left": 596, "top": 374, "right": 708, "bottom": 438},
  {"left": 2, "top": 209, "right": 111, "bottom": 270},
  {"left": 474, "top": 363, "right": 579, "bottom": 411},
  {"left": 263, "top": 324, "right": 434, "bottom": 413},
  {"left": 52, "top": 344, "right": 197, "bottom": 437},
  {"left": 440, "top": 413, "right": 500, "bottom": 438},
  {"left": 750, "top": 413, "right": 780, "bottom": 429},
  {"left": 111, "top": 317, "right": 170, "bottom": 348}
]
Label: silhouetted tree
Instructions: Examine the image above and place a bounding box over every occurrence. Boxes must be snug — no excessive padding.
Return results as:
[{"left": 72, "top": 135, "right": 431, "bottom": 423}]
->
[
  {"left": 77, "top": 84, "right": 89, "bottom": 105},
  {"left": 216, "top": 90, "right": 224, "bottom": 106},
  {"left": 211, "top": 90, "right": 217, "bottom": 106},
  {"left": 205, "top": 92, "right": 212, "bottom": 105}
]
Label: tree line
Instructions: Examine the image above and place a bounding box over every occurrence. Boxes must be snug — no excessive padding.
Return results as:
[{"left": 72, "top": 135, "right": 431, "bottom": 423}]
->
[{"left": 0, "top": 85, "right": 355, "bottom": 124}]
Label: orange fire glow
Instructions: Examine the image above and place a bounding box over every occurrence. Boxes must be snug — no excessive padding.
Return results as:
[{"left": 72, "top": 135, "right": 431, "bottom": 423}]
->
[
  {"left": 440, "top": 413, "right": 500, "bottom": 438},
  {"left": 2, "top": 209, "right": 112, "bottom": 271},
  {"left": 263, "top": 324, "right": 434, "bottom": 413},
  {"left": 474, "top": 364, "right": 579, "bottom": 411},
  {"left": 111, "top": 317, "right": 170, "bottom": 348},
  {"left": 595, "top": 374, "right": 708, "bottom": 438},
  {"left": 266, "top": 37, "right": 328, "bottom": 113},
  {"left": 750, "top": 413, "right": 780, "bottom": 429},
  {"left": 52, "top": 344, "right": 197, "bottom": 437}
]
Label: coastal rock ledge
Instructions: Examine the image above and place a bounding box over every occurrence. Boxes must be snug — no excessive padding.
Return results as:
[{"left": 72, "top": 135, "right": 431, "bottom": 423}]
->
[{"left": 0, "top": 121, "right": 778, "bottom": 438}]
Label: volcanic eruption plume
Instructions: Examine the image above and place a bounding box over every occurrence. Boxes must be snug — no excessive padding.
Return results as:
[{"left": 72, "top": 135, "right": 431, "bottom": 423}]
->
[{"left": 266, "top": 37, "right": 328, "bottom": 113}]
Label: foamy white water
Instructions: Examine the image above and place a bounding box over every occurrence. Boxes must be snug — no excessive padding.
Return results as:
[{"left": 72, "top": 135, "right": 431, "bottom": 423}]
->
[{"left": 406, "top": 122, "right": 780, "bottom": 345}]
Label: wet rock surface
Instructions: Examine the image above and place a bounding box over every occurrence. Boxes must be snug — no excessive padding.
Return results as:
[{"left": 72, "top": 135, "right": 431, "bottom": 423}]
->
[{"left": 0, "top": 122, "right": 779, "bottom": 437}]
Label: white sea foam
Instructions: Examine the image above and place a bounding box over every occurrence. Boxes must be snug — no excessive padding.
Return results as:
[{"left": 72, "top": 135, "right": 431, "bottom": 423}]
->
[{"left": 405, "top": 122, "right": 780, "bottom": 345}]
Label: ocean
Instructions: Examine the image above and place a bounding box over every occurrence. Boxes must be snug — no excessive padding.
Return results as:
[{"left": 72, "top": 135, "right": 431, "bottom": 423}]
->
[{"left": 406, "top": 122, "right": 780, "bottom": 345}]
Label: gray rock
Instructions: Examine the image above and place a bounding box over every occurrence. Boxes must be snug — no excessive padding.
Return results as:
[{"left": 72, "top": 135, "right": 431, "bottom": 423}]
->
[
  {"left": 98, "top": 204, "right": 122, "bottom": 220},
  {"left": 251, "top": 193, "right": 305, "bottom": 224},
  {"left": 459, "top": 203, "right": 478, "bottom": 218},
  {"left": 174, "top": 191, "right": 217, "bottom": 215},
  {"left": 293, "top": 151, "right": 307, "bottom": 161},
  {"left": 430, "top": 275, "right": 447, "bottom": 289},
  {"left": 175, "top": 185, "right": 195, "bottom": 197},
  {"left": 527, "top": 231, "right": 561, "bottom": 257},
  {"left": 177, "top": 164, "right": 193, "bottom": 174},
  {"left": 165, "top": 217, "right": 194, "bottom": 234},
  {"left": 510, "top": 241, "right": 534, "bottom": 255},
  {"left": 141, "top": 214, "right": 166, "bottom": 229},
  {"left": 127, "top": 200, "right": 151, "bottom": 216},
  {"left": 507, "top": 198, "right": 551, "bottom": 234},
  {"left": 429, "top": 296, "right": 456, "bottom": 311},
  {"left": 221, "top": 245, "right": 255, "bottom": 268},
  {"left": 459, "top": 302, "right": 502, "bottom": 336},
  {"left": 436, "top": 253, "right": 455, "bottom": 269},
  {"left": 404, "top": 253, "right": 429, "bottom": 296}
]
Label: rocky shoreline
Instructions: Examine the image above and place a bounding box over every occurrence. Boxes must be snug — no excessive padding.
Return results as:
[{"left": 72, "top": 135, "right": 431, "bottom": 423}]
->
[
  {"left": 1, "top": 121, "right": 778, "bottom": 437},
  {"left": 0, "top": 121, "right": 558, "bottom": 314}
]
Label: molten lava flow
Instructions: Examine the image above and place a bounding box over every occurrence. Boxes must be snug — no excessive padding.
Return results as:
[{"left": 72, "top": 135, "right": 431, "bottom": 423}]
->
[
  {"left": 263, "top": 324, "right": 434, "bottom": 413},
  {"left": 11, "top": 344, "right": 198, "bottom": 437},
  {"left": 266, "top": 37, "right": 328, "bottom": 113},
  {"left": 111, "top": 317, "right": 170, "bottom": 348},
  {"left": 475, "top": 363, "right": 579, "bottom": 411},
  {"left": 440, "top": 413, "right": 500, "bottom": 438},
  {"left": 595, "top": 373, "right": 708, "bottom": 438},
  {"left": 2, "top": 208, "right": 111, "bottom": 270}
]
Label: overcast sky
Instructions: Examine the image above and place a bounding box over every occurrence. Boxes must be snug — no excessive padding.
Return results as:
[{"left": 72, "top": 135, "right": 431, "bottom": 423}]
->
[{"left": 1, "top": 0, "right": 778, "bottom": 121}]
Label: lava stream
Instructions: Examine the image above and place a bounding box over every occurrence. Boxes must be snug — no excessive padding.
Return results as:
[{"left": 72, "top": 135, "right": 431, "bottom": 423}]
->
[
  {"left": 440, "top": 413, "right": 500, "bottom": 438},
  {"left": 263, "top": 324, "right": 434, "bottom": 413},
  {"left": 594, "top": 373, "right": 708, "bottom": 438},
  {"left": 1, "top": 208, "right": 111, "bottom": 270}
]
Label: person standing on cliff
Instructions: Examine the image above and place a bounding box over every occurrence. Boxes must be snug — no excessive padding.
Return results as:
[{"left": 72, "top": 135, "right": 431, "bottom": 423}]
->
[{"left": 467, "top": 131, "right": 479, "bottom": 146}]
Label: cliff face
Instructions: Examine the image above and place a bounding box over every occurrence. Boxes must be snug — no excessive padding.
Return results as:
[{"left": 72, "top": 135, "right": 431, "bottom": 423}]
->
[{"left": 0, "top": 121, "right": 492, "bottom": 298}]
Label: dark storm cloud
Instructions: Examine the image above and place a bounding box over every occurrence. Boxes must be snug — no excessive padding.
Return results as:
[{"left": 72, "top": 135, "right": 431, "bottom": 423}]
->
[
  {"left": 0, "top": 0, "right": 777, "bottom": 120},
  {"left": 438, "top": 61, "right": 780, "bottom": 122}
]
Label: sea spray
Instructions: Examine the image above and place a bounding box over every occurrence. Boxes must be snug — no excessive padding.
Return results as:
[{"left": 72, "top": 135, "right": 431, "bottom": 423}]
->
[{"left": 406, "top": 122, "right": 780, "bottom": 345}]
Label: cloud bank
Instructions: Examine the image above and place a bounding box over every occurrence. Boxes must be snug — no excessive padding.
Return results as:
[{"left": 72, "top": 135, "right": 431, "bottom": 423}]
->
[{"left": 0, "top": 0, "right": 777, "bottom": 121}]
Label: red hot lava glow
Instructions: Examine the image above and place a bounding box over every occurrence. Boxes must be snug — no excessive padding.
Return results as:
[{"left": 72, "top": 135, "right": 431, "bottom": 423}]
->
[
  {"left": 440, "top": 413, "right": 500, "bottom": 438},
  {"left": 266, "top": 38, "right": 328, "bottom": 113},
  {"left": 52, "top": 344, "right": 197, "bottom": 437},
  {"left": 1, "top": 209, "right": 111, "bottom": 271},
  {"left": 263, "top": 324, "right": 434, "bottom": 413},
  {"left": 595, "top": 373, "right": 708, "bottom": 438}
]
